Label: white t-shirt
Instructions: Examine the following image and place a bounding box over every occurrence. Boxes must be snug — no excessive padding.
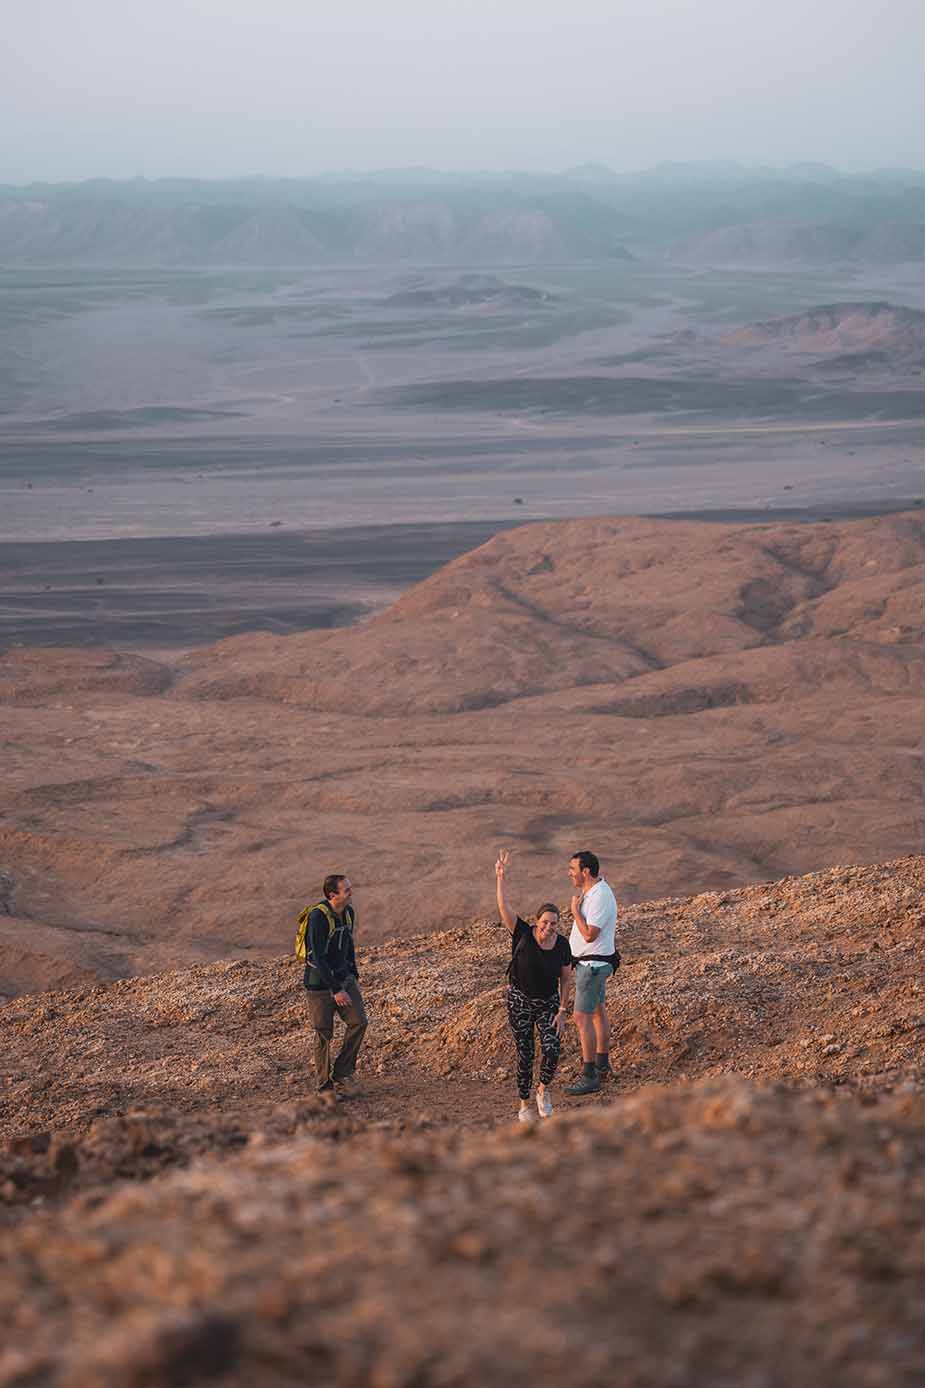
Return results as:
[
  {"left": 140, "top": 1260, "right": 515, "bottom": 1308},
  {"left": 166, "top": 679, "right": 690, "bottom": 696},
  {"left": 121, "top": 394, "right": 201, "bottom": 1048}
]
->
[{"left": 569, "top": 878, "right": 618, "bottom": 962}]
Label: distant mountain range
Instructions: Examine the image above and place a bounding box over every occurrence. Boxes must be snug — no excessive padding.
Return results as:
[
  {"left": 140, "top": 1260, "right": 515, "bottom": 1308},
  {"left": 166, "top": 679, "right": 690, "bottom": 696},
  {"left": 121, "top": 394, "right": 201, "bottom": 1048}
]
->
[
  {"left": 0, "top": 173, "right": 633, "bottom": 267},
  {"left": 673, "top": 219, "right": 925, "bottom": 266},
  {"left": 2, "top": 165, "right": 925, "bottom": 266}
]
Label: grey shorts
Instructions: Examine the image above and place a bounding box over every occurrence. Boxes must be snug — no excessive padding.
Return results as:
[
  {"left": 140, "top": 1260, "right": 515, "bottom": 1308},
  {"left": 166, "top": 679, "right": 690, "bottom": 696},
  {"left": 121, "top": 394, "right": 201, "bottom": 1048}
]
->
[{"left": 574, "top": 962, "right": 613, "bottom": 1013}]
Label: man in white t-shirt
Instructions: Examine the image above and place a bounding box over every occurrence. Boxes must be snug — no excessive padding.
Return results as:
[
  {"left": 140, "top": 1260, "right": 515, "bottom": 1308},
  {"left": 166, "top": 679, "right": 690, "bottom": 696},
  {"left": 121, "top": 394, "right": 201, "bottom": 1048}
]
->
[{"left": 564, "top": 850, "right": 618, "bottom": 1096}]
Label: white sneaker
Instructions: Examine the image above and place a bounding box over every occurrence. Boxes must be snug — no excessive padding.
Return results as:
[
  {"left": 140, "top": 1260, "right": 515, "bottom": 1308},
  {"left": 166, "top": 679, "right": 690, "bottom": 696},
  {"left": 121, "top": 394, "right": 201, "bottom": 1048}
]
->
[
  {"left": 536, "top": 1088, "right": 553, "bottom": 1119},
  {"left": 517, "top": 1104, "right": 534, "bottom": 1124}
]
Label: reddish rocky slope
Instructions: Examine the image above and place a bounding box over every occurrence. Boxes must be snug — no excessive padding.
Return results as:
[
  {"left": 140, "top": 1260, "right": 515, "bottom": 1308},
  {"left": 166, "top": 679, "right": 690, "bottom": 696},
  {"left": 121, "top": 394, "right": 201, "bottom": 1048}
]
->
[
  {"left": 1, "top": 854, "right": 924, "bottom": 1386},
  {"left": 2, "top": 512, "right": 924, "bottom": 995}
]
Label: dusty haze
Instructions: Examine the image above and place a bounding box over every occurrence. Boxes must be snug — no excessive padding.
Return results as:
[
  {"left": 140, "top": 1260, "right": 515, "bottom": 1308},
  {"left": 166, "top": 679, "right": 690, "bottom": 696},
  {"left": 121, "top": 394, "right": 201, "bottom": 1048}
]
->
[{"left": 4, "top": 1, "right": 925, "bottom": 181}]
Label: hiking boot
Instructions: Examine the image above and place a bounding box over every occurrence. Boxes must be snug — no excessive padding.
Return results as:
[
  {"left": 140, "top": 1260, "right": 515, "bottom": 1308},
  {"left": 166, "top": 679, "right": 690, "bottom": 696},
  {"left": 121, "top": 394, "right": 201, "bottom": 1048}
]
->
[
  {"left": 536, "top": 1088, "right": 553, "bottom": 1119},
  {"left": 564, "top": 1073, "right": 601, "bottom": 1096},
  {"left": 517, "top": 1104, "right": 534, "bottom": 1124},
  {"left": 318, "top": 1082, "right": 337, "bottom": 1107},
  {"left": 596, "top": 1060, "right": 614, "bottom": 1081},
  {"left": 335, "top": 1074, "right": 364, "bottom": 1099}
]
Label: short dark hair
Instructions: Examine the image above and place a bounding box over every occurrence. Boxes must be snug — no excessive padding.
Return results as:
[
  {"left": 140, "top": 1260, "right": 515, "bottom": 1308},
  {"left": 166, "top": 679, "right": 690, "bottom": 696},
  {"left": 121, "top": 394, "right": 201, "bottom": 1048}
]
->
[
  {"left": 571, "top": 850, "right": 599, "bottom": 878},
  {"left": 535, "top": 902, "right": 560, "bottom": 920},
  {"left": 323, "top": 873, "right": 347, "bottom": 900}
]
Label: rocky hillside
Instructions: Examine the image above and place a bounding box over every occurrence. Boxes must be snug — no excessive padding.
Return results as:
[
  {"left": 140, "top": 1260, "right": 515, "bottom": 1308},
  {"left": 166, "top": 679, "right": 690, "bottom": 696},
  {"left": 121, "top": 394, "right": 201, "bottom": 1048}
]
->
[
  {"left": 720, "top": 301, "right": 925, "bottom": 365},
  {"left": 2, "top": 512, "right": 925, "bottom": 996},
  {"left": 1, "top": 854, "right": 924, "bottom": 1385},
  {"left": 180, "top": 510, "right": 925, "bottom": 715}
]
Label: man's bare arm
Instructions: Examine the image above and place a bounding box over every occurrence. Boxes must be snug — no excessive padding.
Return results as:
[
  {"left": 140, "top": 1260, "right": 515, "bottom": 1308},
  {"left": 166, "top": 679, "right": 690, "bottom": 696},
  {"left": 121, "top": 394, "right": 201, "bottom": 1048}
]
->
[
  {"left": 570, "top": 894, "right": 601, "bottom": 943},
  {"left": 495, "top": 850, "right": 517, "bottom": 932}
]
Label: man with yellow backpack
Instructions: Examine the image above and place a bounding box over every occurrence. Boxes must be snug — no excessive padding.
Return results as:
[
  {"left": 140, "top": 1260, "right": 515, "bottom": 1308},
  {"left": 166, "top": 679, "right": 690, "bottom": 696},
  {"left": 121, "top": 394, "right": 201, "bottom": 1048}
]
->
[{"left": 295, "top": 873, "right": 368, "bottom": 1097}]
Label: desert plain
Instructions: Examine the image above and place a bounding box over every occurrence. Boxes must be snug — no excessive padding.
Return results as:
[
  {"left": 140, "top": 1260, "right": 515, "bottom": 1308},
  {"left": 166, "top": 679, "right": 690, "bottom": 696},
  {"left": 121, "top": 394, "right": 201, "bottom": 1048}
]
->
[{"left": 3, "top": 175, "right": 925, "bottom": 1383}]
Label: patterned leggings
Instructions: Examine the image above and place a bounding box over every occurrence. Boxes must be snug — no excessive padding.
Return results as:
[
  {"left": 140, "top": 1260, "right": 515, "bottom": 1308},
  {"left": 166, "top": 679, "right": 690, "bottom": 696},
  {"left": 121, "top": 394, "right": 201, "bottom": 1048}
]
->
[{"left": 507, "top": 984, "right": 561, "bottom": 1100}]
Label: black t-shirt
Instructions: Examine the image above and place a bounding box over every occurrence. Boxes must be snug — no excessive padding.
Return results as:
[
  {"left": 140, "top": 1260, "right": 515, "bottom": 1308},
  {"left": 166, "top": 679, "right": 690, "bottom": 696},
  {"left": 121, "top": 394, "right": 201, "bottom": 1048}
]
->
[{"left": 508, "top": 916, "right": 573, "bottom": 999}]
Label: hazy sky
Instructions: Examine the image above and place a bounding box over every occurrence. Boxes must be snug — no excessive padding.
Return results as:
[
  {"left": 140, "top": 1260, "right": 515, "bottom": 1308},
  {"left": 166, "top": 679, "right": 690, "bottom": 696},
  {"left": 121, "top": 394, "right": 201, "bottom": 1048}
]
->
[{"left": 5, "top": 0, "right": 923, "bottom": 183}]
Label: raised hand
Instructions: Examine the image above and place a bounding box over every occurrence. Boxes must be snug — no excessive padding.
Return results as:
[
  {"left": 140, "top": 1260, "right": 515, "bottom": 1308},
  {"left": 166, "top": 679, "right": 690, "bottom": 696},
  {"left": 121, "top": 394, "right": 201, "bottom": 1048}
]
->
[{"left": 495, "top": 848, "right": 516, "bottom": 931}]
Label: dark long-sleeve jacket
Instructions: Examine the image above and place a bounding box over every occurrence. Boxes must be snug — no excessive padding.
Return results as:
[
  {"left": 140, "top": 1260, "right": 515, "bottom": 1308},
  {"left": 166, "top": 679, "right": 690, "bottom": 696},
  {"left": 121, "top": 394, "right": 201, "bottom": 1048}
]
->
[{"left": 303, "top": 906, "right": 358, "bottom": 992}]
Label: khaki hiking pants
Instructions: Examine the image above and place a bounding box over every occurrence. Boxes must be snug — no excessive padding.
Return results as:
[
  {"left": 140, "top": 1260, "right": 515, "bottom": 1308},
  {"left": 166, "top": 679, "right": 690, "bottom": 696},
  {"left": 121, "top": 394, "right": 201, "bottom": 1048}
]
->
[{"left": 305, "top": 976, "right": 368, "bottom": 1088}]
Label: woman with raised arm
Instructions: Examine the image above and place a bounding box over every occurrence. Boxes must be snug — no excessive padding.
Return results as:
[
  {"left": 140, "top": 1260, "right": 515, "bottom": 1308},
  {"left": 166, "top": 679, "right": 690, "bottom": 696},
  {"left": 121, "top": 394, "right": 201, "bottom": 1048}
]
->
[{"left": 495, "top": 848, "right": 574, "bottom": 1122}]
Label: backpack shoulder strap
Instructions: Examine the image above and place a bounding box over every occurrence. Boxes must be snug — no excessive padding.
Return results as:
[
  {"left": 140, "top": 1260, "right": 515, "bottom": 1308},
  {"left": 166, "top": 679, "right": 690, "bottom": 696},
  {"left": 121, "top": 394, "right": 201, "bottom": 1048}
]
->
[
  {"left": 314, "top": 901, "right": 338, "bottom": 934},
  {"left": 294, "top": 900, "right": 338, "bottom": 960}
]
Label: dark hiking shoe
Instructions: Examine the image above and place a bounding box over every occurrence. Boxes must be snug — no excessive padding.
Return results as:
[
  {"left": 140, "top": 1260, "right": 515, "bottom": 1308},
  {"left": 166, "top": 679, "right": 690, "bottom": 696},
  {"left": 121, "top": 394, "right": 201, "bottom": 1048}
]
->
[
  {"left": 564, "top": 1074, "right": 602, "bottom": 1096},
  {"left": 335, "top": 1075, "right": 365, "bottom": 1099},
  {"left": 596, "top": 1061, "right": 614, "bottom": 1080}
]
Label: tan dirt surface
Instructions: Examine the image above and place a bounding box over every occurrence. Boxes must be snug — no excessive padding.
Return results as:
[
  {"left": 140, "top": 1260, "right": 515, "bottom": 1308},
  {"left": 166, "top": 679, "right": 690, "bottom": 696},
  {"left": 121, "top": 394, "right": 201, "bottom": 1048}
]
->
[{"left": 1, "top": 853, "right": 925, "bottom": 1384}]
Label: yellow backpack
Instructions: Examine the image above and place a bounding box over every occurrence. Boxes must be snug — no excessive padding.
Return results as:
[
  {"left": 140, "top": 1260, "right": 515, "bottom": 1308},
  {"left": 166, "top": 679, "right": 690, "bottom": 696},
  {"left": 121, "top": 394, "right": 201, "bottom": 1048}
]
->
[{"left": 294, "top": 900, "right": 355, "bottom": 961}]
